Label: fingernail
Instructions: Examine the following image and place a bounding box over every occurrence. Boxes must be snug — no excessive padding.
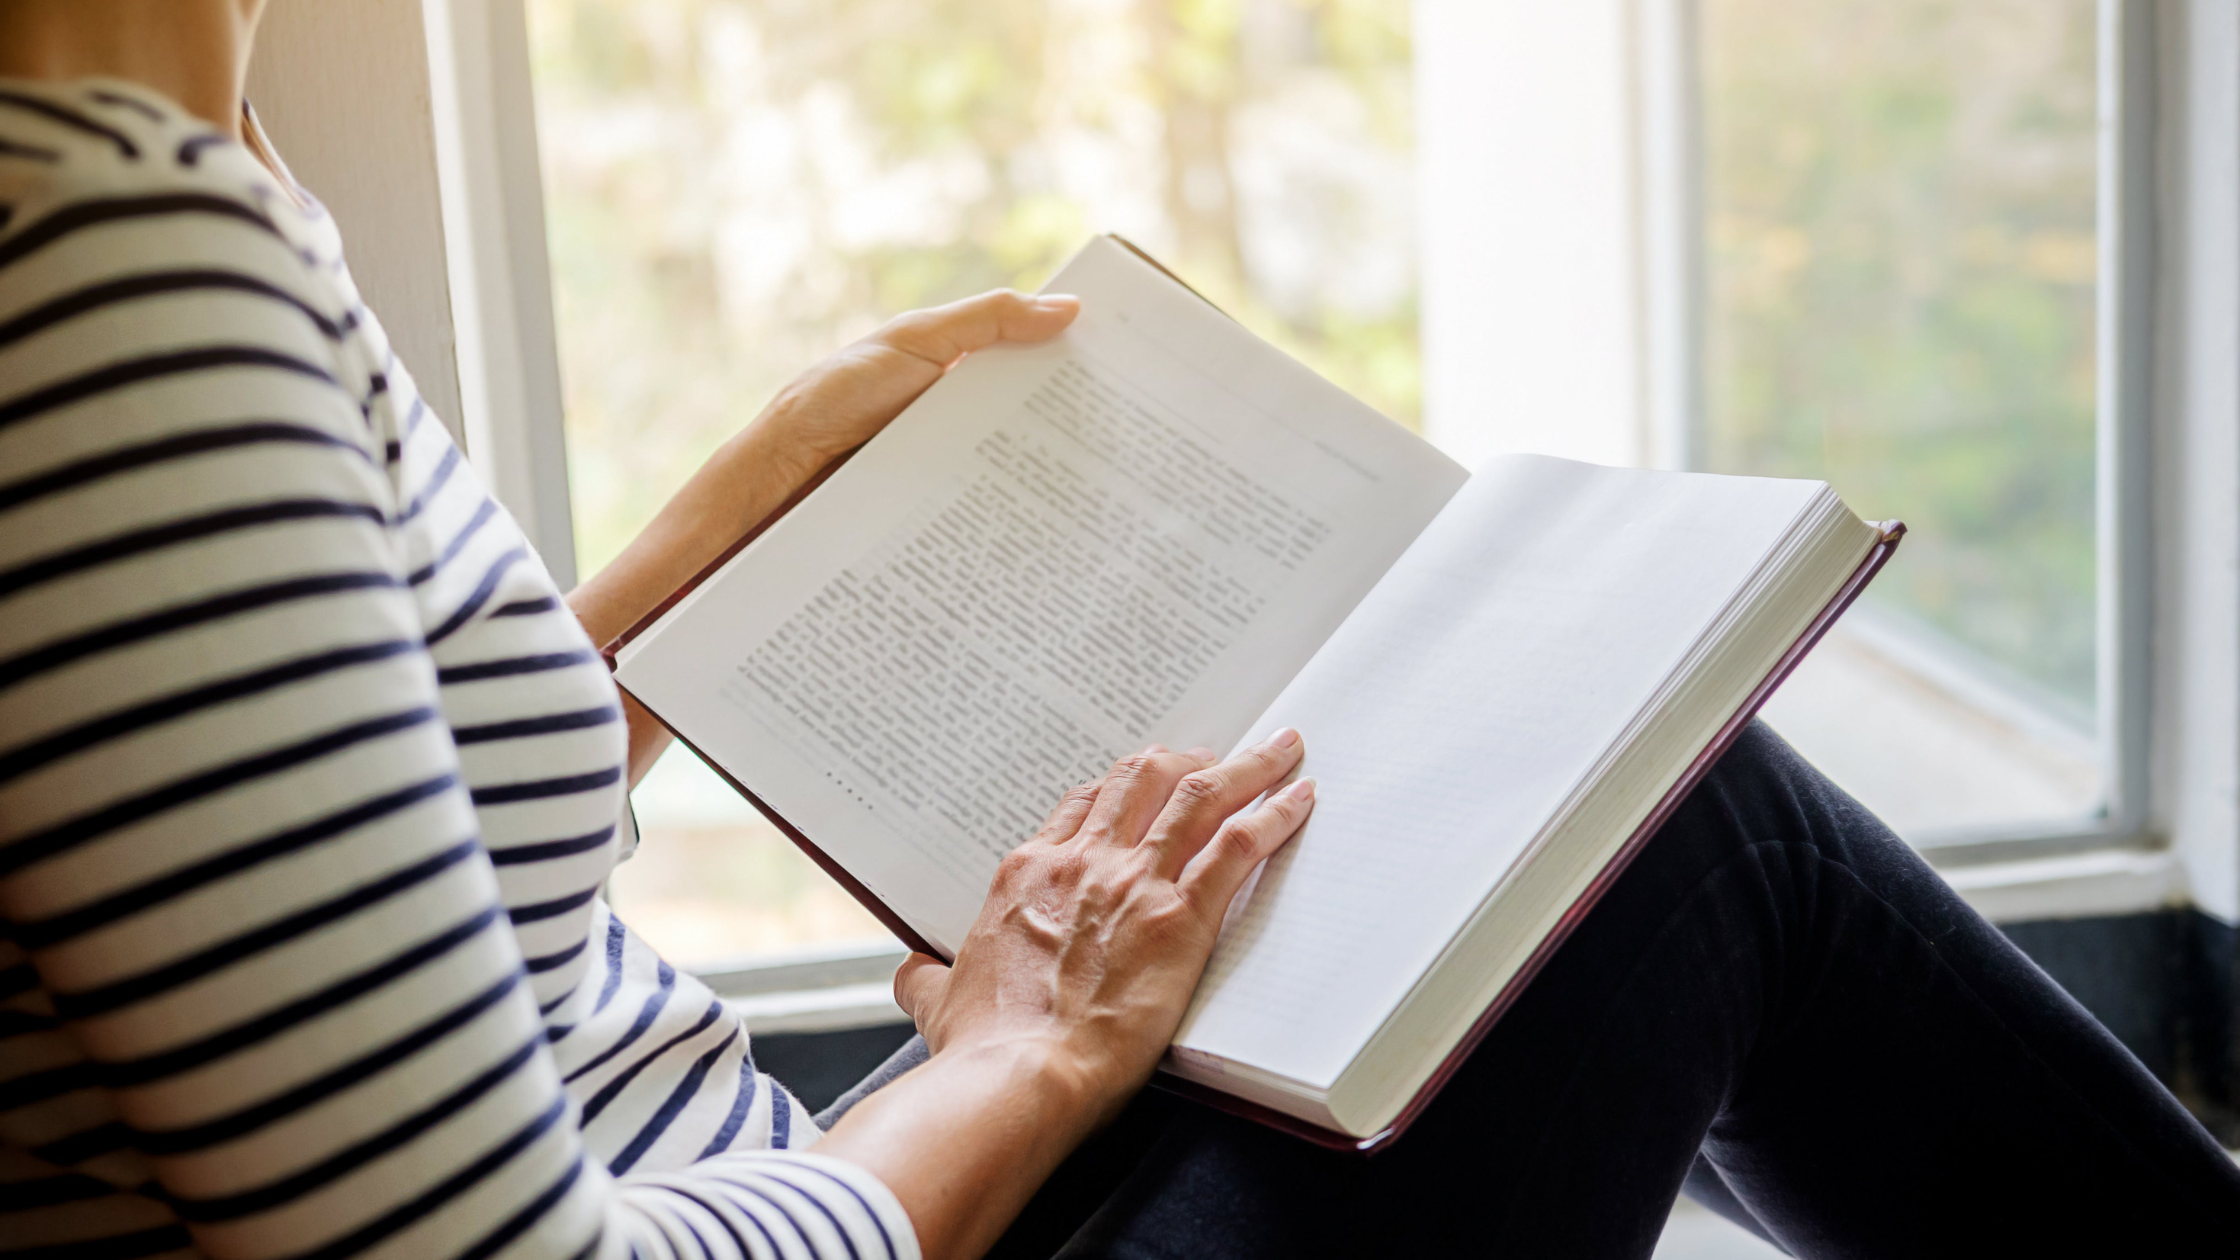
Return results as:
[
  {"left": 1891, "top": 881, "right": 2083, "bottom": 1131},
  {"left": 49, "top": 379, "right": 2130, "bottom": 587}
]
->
[
  {"left": 1281, "top": 777, "right": 1316, "bottom": 802},
  {"left": 1266, "top": 727, "right": 1300, "bottom": 749},
  {"left": 1141, "top": 743, "right": 1167, "bottom": 755},
  {"left": 1036, "top": 293, "right": 1080, "bottom": 309},
  {"left": 1187, "top": 745, "right": 1218, "bottom": 762}
]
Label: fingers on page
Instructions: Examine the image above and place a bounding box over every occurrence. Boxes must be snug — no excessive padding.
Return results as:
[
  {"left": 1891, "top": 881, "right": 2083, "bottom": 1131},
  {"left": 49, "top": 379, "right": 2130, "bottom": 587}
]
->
[
  {"left": 1071, "top": 747, "right": 1197, "bottom": 849},
  {"left": 1181, "top": 776, "right": 1316, "bottom": 906},
  {"left": 1034, "top": 775, "right": 1107, "bottom": 845},
  {"left": 1143, "top": 730, "right": 1303, "bottom": 876}
]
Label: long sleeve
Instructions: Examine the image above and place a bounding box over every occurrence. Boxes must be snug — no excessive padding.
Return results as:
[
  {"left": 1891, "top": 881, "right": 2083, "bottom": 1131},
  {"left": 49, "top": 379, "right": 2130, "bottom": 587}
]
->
[{"left": 0, "top": 78, "right": 917, "bottom": 1260}]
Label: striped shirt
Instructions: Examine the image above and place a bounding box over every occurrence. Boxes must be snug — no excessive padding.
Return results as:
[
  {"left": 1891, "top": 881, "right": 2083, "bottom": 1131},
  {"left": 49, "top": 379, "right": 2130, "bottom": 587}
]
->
[{"left": 0, "top": 79, "right": 916, "bottom": 1260}]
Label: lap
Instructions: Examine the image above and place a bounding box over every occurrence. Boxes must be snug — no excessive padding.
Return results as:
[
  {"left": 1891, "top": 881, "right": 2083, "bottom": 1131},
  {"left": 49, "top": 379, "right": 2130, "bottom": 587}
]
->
[{"left": 989, "top": 723, "right": 2240, "bottom": 1258}]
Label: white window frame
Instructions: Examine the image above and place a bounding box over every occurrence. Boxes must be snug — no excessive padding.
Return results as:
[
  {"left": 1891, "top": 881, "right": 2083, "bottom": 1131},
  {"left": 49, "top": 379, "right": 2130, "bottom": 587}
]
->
[
  {"left": 1418, "top": 0, "right": 2240, "bottom": 927},
  {"left": 408, "top": 0, "right": 2239, "bottom": 1001}
]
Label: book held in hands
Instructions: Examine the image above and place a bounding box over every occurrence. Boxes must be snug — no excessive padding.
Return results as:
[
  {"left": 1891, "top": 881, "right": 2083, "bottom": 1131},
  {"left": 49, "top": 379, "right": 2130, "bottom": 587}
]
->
[{"left": 610, "top": 235, "right": 1901, "bottom": 1149}]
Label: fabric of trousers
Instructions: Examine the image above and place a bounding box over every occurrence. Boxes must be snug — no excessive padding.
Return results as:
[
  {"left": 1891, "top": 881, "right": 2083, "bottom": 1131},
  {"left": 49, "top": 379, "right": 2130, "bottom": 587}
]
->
[{"left": 840, "top": 723, "right": 2240, "bottom": 1257}]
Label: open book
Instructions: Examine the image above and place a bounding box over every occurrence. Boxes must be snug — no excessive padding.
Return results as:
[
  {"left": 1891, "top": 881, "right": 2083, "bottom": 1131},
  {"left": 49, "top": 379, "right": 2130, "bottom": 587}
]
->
[{"left": 611, "top": 236, "right": 1901, "bottom": 1149}]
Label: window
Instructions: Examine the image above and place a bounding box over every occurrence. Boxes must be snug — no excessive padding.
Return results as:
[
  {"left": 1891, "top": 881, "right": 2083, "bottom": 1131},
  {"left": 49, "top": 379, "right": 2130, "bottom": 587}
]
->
[
  {"left": 1415, "top": 0, "right": 2145, "bottom": 859},
  {"left": 1695, "top": 0, "right": 2108, "bottom": 846},
  {"left": 523, "top": 0, "right": 1417, "bottom": 967}
]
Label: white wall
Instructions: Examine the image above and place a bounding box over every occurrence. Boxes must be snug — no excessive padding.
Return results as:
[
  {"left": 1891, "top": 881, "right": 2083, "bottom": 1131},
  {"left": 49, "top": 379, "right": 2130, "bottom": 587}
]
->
[
  {"left": 2150, "top": 0, "right": 2240, "bottom": 925},
  {"left": 245, "top": 0, "right": 577, "bottom": 580},
  {"left": 1414, "top": 0, "right": 1649, "bottom": 471},
  {"left": 424, "top": 0, "right": 578, "bottom": 585},
  {"left": 247, "top": 0, "right": 464, "bottom": 439}
]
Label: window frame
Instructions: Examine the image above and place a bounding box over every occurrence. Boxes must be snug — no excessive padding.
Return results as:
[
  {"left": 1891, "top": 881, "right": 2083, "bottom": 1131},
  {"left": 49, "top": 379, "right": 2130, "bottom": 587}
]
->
[{"left": 1631, "top": 0, "right": 2158, "bottom": 865}]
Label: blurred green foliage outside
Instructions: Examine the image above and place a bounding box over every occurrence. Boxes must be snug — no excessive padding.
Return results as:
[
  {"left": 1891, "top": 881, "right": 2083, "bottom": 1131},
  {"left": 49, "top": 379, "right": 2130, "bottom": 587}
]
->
[
  {"left": 526, "top": 0, "right": 1417, "bottom": 583},
  {"left": 1701, "top": 0, "right": 2099, "bottom": 717}
]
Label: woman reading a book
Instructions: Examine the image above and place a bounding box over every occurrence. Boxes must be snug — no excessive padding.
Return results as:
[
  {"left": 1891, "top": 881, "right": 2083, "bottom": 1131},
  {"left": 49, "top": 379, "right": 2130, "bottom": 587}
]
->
[{"left": 2, "top": 4, "right": 2235, "bottom": 1258}]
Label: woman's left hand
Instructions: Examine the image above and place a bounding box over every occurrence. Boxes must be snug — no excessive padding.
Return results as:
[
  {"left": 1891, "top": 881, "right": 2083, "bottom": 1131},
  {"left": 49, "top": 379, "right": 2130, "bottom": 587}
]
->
[
  {"left": 757, "top": 288, "right": 1081, "bottom": 471},
  {"left": 568, "top": 288, "right": 1079, "bottom": 784}
]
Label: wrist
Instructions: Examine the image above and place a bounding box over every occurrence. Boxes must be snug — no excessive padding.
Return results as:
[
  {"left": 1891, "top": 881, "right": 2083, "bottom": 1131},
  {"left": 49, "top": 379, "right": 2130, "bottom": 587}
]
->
[{"left": 940, "top": 1027, "right": 1134, "bottom": 1132}]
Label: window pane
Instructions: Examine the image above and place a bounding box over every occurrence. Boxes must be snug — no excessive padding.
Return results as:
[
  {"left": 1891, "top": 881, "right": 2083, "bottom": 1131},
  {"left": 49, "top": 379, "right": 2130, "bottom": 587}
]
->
[
  {"left": 526, "top": 0, "right": 1416, "bottom": 965},
  {"left": 1698, "top": 0, "right": 2102, "bottom": 839}
]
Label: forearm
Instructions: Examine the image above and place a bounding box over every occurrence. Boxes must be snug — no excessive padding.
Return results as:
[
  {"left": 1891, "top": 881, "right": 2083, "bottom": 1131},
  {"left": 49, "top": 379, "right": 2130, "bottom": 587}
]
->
[
  {"left": 568, "top": 416, "right": 831, "bottom": 782},
  {"left": 811, "top": 1038, "right": 1113, "bottom": 1260}
]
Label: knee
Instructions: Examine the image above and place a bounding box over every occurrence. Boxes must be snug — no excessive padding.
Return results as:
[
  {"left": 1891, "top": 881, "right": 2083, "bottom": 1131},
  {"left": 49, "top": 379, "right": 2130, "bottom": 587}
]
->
[{"left": 1676, "top": 720, "right": 1906, "bottom": 874}]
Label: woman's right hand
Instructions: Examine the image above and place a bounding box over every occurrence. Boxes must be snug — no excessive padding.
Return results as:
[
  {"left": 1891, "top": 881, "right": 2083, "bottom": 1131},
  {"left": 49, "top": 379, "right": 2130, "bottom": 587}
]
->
[
  {"left": 894, "top": 731, "right": 1315, "bottom": 1126},
  {"left": 815, "top": 733, "right": 1311, "bottom": 1260}
]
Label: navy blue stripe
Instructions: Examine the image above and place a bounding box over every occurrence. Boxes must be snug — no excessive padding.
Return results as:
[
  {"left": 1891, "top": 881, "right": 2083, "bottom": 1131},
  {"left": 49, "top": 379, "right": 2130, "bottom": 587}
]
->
[
  {"left": 135, "top": 970, "right": 523, "bottom": 1154},
  {"left": 0, "top": 639, "right": 416, "bottom": 786},
  {"left": 0, "top": 268, "right": 358, "bottom": 349},
  {"left": 0, "top": 344, "right": 341, "bottom": 434},
  {"left": 87, "top": 88, "right": 164, "bottom": 121},
  {"left": 0, "top": 135, "right": 59, "bottom": 161},
  {"left": 772, "top": 1086, "right": 793, "bottom": 1149},
  {"left": 454, "top": 1160, "right": 590, "bottom": 1260},
  {"left": 4, "top": 1225, "right": 194, "bottom": 1260},
  {"left": 593, "top": 918, "right": 631, "bottom": 1015},
  {"left": 487, "top": 824, "right": 614, "bottom": 867},
  {"left": 489, "top": 595, "right": 561, "bottom": 618},
  {"left": 453, "top": 705, "right": 620, "bottom": 746},
  {"left": 0, "top": 90, "right": 140, "bottom": 157},
  {"left": 523, "top": 937, "right": 589, "bottom": 975},
  {"left": 13, "top": 774, "right": 456, "bottom": 949},
  {"left": 0, "top": 193, "right": 277, "bottom": 273},
  {"left": 609, "top": 1030, "right": 738, "bottom": 1174},
  {"left": 435, "top": 649, "right": 595, "bottom": 684},
  {"left": 172, "top": 1033, "right": 543, "bottom": 1223},
  {"left": 565, "top": 957, "right": 674, "bottom": 1083},
  {"left": 790, "top": 1163, "right": 904, "bottom": 1260},
  {"left": 732, "top": 1163, "right": 819, "bottom": 1257},
  {"left": 0, "top": 707, "right": 439, "bottom": 877},
  {"left": 508, "top": 885, "right": 602, "bottom": 926},
  {"left": 285, "top": 1094, "right": 571, "bottom": 1260},
  {"left": 426, "top": 547, "right": 530, "bottom": 645},
  {"left": 55, "top": 840, "right": 481, "bottom": 1020},
  {"left": 0, "top": 498, "right": 386, "bottom": 599},
  {"left": 470, "top": 766, "right": 622, "bottom": 806},
  {"left": 104, "top": 904, "right": 504, "bottom": 1087},
  {"left": 0, "top": 1007, "right": 59, "bottom": 1036},
  {"left": 757, "top": 1170, "right": 881, "bottom": 1260},
  {"left": 0, "top": 569, "right": 400, "bottom": 690},
  {"left": 31, "top": 1121, "right": 132, "bottom": 1167},
  {"left": 175, "top": 133, "right": 228, "bottom": 165},
  {"left": 0, "top": 421, "right": 367, "bottom": 515},
  {"left": 0, "top": 961, "right": 40, "bottom": 999},
  {"left": 579, "top": 1000, "right": 725, "bottom": 1125},
  {"left": 407, "top": 497, "right": 499, "bottom": 585},
  {"left": 2, "top": 1171, "right": 118, "bottom": 1208},
  {"left": 397, "top": 445, "right": 460, "bottom": 522},
  {"left": 0, "top": 1059, "right": 98, "bottom": 1110},
  {"left": 671, "top": 1186, "right": 787, "bottom": 1259},
  {"left": 695, "top": 1052, "right": 763, "bottom": 1160}
]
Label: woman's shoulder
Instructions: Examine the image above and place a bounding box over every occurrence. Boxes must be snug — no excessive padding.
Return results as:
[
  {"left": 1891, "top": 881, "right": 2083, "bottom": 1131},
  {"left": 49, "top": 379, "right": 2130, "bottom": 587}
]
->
[{"left": 0, "top": 77, "right": 341, "bottom": 295}]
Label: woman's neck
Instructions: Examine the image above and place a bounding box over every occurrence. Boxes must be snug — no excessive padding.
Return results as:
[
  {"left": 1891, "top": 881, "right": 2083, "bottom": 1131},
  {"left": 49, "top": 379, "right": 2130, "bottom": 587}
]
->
[{"left": 0, "top": 0, "right": 264, "bottom": 139}]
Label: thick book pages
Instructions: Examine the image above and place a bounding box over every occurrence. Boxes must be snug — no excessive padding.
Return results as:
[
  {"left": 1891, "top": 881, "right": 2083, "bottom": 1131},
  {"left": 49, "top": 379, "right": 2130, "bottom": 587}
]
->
[{"left": 612, "top": 235, "right": 1896, "bottom": 1150}]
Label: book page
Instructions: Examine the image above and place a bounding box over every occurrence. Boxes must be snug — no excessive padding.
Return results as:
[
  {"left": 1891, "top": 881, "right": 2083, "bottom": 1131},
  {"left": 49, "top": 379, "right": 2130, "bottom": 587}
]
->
[
  {"left": 616, "top": 238, "right": 1465, "bottom": 954},
  {"left": 1171, "top": 456, "right": 1824, "bottom": 1089}
]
